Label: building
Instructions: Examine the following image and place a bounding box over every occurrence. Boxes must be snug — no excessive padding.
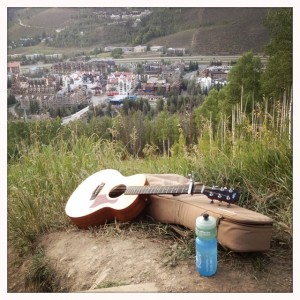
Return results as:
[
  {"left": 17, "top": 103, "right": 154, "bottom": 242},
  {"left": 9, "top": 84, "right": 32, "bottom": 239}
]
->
[
  {"left": 7, "top": 62, "right": 21, "bottom": 75},
  {"left": 25, "top": 53, "right": 44, "bottom": 61},
  {"left": 202, "top": 65, "right": 232, "bottom": 80},
  {"left": 104, "top": 46, "right": 134, "bottom": 53},
  {"left": 110, "top": 14, "right": 121, "bottom": 20},
  {"left": 45, "top": 54, "right": 63, "bottom": 61},
  {"left": 161, "top": 62, "right": 185, "bottom": 80},
  {"left": 150, "top": 46, "right": 164, "bottom": 52},
  {"left": 18, "top": 88, "right": 90, "bottom": 110},
  {"left": 196, "top": 76, "right": 212, "bottom": 92},
  {"left": 166, "top": 48, "right": 186, "bottom": 56},
  {"left": 106, "top": 72, "right": 138, "bottom": 96},
  {"left": 138, "top": 76, "right": 170, "bottom": 96},
  {"left": 108, "top": 94, "right": 137, "bottom": 105},
  {"left": 143, "top": 62, "right": 163, "bottom": 76},
  {"left": 196, "top": 65, "right": 231, "bottom": 93},
  {"left": 51, "top": 59, "right": 115, "bottom": 75},
  {"left": 8, "top": 54, "right": 23, "bottom": 61},
  {"left": 11, "top": 70, "right": 95, "bottom": 110},
  {"left": 134, "top": 45, "right": 147, "bottom": 53}
]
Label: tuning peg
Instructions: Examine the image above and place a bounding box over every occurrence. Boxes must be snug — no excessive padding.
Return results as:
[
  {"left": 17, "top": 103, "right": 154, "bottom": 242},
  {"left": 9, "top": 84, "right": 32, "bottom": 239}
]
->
[{"left": 209, "top": 191, "right": 214, "bottom": 204}]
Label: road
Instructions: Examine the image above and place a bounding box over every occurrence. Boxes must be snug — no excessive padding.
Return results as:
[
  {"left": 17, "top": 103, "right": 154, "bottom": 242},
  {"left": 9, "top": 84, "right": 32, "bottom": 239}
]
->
[
  {"left": 114, "top": 55, "right": 239, "bottom": 64},
  {"left": 61, "top": 94, "right": 107, "bottom": 125},
  {"left": 20, "top": 54, "right": 268, "bottom": 74},
  {"left": 114, "top": 54, "right": 268, "bottom": 65}
]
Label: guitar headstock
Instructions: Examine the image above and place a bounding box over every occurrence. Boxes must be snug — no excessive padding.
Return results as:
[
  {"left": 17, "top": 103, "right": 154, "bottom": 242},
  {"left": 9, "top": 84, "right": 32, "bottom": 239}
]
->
[{"left": 203, "top": 186, "right": 240, "bottom": 204}]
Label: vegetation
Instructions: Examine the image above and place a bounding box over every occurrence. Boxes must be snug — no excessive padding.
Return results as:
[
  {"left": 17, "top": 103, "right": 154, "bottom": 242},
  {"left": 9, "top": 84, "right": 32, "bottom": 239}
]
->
[
  {"left": 24, "top": 247, "right": 62, "bottom": 292},
  {"left": 111, "top": 48, "right": 123, "bottom": 59},
  {"left": 7, "top": 88, "right": 292, "bottom": 245},
  {"left": 8, "top": 8, "right": 271, "bottom": 55},
  {"left": 262, "top": 8, "right": 293, "bottom": 100},
  {"left": 8, "top": 95, "right": 17, "bottom": 106},
  {"left": 7, "top": 8, "right": 292, "bottom": 291},
  {"left": 133, "top": 8, "right": 186, "bottom": 45}
]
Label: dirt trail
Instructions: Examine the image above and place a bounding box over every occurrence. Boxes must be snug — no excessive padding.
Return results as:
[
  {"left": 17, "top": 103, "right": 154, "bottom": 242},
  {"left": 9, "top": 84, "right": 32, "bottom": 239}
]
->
[{"left": 8, "top": 227, "right": 292, "bottom": 293}]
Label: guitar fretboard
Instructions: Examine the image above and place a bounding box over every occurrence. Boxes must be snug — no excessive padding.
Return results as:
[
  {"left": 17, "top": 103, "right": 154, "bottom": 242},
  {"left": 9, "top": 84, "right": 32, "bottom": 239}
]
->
[
  {"left": 124, "top": 185, "right": 203, "bottom": 195},
  {"left": 123, "top": 185, "right": 239, "bottom": 204}
]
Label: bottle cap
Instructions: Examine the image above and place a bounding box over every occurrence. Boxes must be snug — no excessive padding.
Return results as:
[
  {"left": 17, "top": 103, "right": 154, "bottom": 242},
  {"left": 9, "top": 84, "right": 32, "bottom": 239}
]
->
[{"left": 195, "top": 213, "right": 217, "bottom": 238}]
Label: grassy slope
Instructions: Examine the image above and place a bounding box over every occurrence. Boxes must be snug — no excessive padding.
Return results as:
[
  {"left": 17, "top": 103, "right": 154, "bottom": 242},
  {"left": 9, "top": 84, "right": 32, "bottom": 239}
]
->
[
  {"left": 8, "top": 118, "right": 292, "bottom": 256},
  {"left": 150, "top": 8, "right": 270, "bottom": 54},
  {"left": 8, "top": 7, "right": 271, "bottom": 55}
]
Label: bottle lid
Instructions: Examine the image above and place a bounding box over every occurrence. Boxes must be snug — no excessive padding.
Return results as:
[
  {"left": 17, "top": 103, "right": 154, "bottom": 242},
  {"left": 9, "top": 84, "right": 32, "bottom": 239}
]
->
[{"left": 196, "top": 213, "right": 216, "bottom": 231}]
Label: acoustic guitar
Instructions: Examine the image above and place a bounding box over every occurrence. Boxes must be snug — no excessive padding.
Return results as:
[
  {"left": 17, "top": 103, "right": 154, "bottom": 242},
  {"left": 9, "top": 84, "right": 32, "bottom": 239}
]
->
[{"left": 65, "top": 169, "right": 240, "bottom": 229}]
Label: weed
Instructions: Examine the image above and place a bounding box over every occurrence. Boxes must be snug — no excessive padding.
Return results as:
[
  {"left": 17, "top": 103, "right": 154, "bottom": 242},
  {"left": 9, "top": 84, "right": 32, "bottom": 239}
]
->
[
  {"left": 95, "top": 280, "right": 126, "bottom": 289},
  {"left": 24, "top": 247, "right": 62, "bottom": 292}
]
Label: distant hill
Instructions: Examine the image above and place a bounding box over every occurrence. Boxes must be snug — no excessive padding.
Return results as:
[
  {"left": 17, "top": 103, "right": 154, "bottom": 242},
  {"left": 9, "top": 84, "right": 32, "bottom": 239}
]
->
[
  {"left": 7, "top": 7, "right": 272, "bottom": 55},
  {"left": 150, "top": 8, "right": 271, "bottom": 55}
]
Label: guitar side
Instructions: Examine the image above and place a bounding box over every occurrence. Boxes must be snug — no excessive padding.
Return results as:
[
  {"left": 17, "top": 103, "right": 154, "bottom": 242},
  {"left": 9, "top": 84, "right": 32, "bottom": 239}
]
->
[{"left": 65, "top": 169, "right": 147, "bottom": 229}]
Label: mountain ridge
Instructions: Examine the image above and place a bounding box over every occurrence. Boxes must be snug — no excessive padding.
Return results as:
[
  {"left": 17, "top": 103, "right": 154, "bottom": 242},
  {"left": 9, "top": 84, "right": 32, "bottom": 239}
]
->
[{"left": 8, "top": 7, "right": 272, "bottom": 55}]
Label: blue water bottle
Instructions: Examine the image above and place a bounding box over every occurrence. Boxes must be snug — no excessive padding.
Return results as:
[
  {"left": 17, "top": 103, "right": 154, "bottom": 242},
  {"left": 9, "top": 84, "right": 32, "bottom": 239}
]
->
[{"left": 195, "top": 213, "right": 217, "bottom": 276}]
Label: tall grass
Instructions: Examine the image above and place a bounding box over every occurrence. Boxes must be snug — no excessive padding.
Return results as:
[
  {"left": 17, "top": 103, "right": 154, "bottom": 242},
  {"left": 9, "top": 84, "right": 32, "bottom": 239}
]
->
[
  {"left": 192, "top": 96, "right": 292, "bottom": 241},
  {"left": 8, "top": 132, "right": 129, "bottom": 253},
  {"left": 8, "top": 95, "right": 292, "bottom": 257}
]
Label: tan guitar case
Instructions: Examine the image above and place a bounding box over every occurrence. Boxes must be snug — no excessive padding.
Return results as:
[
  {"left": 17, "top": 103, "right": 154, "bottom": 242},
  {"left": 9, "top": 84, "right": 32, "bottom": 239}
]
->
[{"left": 144, "top": 173, "right": 273, "bottom": 252}]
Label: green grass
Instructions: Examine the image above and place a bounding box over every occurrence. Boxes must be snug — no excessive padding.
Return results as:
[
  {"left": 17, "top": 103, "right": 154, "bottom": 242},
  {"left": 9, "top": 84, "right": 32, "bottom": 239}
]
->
[
  {"left": 8, "top": 136, "right": 291, "bottom": 292},
  {"left": 8, "top": 133, "right": 129, "bottom": 252},
  {"left": 8, "top": 122, "right": 292, "bottom": 255},
  {"left": 7, "top": 106, "right": 292, "bottom": 292},
  {"left": 24, "top": 247, "right": 63, "bottom": 292},
  {"left": 95, "top": 280, "right": 127, "bottom": 290}
]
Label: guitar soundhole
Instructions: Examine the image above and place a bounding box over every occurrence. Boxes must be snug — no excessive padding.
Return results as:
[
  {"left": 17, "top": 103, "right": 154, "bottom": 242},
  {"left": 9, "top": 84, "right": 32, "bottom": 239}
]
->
[{"left": 109, "top": 184, "right": 127, "bottom": 198}]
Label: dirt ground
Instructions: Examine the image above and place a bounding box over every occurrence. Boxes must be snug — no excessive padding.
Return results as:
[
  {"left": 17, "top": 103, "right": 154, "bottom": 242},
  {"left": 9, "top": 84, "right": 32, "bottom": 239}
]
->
[{"left": 8, "top": 222, "right": 293, "bottom": 293}]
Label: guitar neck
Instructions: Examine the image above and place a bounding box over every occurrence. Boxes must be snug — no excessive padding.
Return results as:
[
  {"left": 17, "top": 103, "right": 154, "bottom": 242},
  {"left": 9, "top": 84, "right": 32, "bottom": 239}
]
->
[
  {"left": 124, "top": 185, "right": 203, "bottom": 196},
  {"left": 124, "top": 184, "right": 239, "bottom": 204}
]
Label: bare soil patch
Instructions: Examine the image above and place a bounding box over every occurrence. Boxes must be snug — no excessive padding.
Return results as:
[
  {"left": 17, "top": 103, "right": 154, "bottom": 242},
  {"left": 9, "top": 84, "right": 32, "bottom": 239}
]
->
[{"left": 8, "top": 221, "right": 292, "bottom": 293}]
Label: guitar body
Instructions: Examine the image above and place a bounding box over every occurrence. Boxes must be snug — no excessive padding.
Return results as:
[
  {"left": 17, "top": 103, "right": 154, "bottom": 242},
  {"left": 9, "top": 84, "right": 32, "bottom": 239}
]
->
[{"left": 65, "top": 169, "right": 147, "bottom": 229}]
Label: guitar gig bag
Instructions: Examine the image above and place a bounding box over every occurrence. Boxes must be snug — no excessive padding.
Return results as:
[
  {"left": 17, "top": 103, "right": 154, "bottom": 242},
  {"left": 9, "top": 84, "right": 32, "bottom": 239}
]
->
[{"left": 144, "top": 173, "right": 273, "bottom": 252}]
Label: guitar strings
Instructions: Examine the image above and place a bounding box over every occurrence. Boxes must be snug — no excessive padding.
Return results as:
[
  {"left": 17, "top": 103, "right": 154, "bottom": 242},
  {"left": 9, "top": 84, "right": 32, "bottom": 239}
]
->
[{"left": 97, "top": 184, "right": 238, "bottom": 203}]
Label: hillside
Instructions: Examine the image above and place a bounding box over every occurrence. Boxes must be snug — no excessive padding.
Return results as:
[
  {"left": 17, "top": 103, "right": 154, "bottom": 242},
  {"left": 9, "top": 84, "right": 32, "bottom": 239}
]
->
[
  {"left": 7, "top": 7, "right": 272, "bottom": 55},
  {"left": 150, "top": 8, "right": 270, "bottom": 54}
]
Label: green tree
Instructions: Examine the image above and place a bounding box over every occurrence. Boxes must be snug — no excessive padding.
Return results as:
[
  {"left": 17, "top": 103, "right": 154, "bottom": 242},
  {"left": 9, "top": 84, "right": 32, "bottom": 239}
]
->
[
  {"left": 111, "top": 48, "right": 123, "bottom": 59},
  {"left": 8, "top": 95, "right": 16, "bottom": 106},
  {"left": 187, "top": 79, "right": 197, "bottom": 95},
  {"left": 225, "top": 51, "right": 262, "bottom": 113},
  {"left": 194, "top": 89, "right": 220, "bottom": 131},
  {"left": 171, "top": 127, "right": 186, "bottom": 157},
  {"left": 29, "top": 100, "right": 40, "bottom": 114},
  {"left": 155, "top": 111, "right": 179, "bottom": 156},
  {"left": 136, "top": 63, "right": 144, "bottom": 75},
  {"left": 156, "top": 98, "right": 164, "bottom": 112},
  {"left": 262, "top": 8, "right": 292, "bottom": 99}
]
